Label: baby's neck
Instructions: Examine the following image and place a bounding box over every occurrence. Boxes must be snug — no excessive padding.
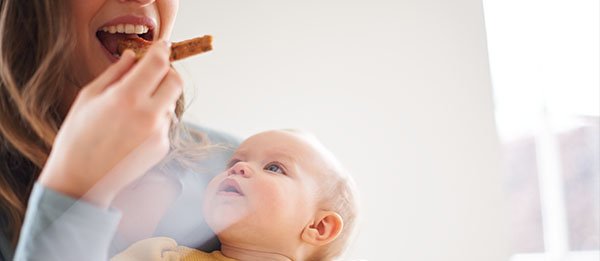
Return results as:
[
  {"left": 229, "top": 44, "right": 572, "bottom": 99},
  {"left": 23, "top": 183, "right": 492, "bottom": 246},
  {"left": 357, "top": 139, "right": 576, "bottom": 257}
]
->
[{"left": 220, "top": 244, "right": 293, "bottom": 261}]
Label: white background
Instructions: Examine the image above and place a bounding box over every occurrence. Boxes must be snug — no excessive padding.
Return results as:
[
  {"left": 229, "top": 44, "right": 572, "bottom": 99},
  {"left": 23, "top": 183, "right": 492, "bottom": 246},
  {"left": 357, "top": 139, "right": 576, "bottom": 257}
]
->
[{"left": 173, "top": 0, "right": 510, "bottom": 260}]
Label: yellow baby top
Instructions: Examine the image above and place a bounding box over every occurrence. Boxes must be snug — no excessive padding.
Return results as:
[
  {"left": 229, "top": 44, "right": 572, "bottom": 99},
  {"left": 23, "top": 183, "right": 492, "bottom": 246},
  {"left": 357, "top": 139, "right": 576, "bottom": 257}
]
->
[{"left": 111, "top": 237, "right": 237, "bottom": 261}]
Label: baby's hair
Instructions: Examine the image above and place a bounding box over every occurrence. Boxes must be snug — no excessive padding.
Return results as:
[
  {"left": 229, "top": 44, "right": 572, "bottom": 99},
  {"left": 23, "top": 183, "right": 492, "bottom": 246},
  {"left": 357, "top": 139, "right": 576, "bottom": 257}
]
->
[
  {"left": 313, "top": 168, "right": 359, "bottom": 261},
  {"left": 281, "top": 130, "right": 359, "bottom": 260}
]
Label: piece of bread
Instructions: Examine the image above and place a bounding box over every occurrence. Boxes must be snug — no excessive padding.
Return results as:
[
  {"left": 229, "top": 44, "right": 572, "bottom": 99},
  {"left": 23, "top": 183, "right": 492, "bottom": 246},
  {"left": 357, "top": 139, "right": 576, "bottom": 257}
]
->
[{"left": 117, "top": 35, "right": 213, "bottom": 61}]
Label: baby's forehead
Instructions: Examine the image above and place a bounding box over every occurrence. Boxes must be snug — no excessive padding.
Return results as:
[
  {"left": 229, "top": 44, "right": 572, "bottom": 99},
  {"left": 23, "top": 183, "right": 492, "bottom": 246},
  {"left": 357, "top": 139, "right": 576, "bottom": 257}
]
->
[
  {"left": 237, "top": 130, "right": 333, "bottom": 168},
  {"left": 239, "top": 130, "right": 312, "bottom": 153}
]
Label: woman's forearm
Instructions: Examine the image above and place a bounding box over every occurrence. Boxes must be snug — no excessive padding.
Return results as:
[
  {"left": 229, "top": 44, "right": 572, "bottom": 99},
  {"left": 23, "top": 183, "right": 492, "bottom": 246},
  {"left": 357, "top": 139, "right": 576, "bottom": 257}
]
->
[{"left": 14, "top": 183, "right": 121, "bottom": 261}]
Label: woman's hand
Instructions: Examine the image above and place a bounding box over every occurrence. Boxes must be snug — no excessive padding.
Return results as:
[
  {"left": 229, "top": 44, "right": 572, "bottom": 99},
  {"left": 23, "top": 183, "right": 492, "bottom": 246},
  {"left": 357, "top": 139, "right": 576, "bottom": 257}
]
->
[{"left": 38, "top": 41, "right": 183, "bottom": 208}]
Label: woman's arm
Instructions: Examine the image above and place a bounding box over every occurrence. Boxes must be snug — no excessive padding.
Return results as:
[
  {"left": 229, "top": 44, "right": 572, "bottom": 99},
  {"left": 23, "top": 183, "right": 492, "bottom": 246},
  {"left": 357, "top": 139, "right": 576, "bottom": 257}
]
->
[
  {"left": 15, "top": 41, "right": 180, "bottom": 261},
  {"left": 14, "top": 184, "right": 121, "bottom": 261}
]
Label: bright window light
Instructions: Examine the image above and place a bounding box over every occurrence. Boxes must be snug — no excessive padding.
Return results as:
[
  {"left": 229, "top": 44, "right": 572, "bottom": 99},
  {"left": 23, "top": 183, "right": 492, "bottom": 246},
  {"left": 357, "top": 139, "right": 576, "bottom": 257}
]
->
[{"left": 482, "top": 0, "right": 599, "bottom": 260}]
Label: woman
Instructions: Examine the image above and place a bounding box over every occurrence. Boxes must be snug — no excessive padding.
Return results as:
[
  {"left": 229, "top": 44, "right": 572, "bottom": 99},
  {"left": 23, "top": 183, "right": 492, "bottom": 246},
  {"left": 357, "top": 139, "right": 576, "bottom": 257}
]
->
[{"left": 0, "top": 0, "right": 237, "bottom": 260}]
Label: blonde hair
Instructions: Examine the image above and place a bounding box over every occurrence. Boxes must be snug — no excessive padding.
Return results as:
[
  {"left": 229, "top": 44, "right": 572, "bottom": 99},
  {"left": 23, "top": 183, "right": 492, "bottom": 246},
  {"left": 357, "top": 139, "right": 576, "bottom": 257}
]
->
[
  {"left": 282, "top": 130, "right": 359, "bottom": 260},
  {"left": 310, "top": 165, "right": 359, "bottom": 261}
]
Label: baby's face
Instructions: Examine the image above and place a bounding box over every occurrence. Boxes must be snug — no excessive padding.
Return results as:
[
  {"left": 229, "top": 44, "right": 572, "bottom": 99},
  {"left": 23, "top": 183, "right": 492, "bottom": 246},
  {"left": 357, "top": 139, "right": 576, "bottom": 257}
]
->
[{"left": 203, "top": 130, "right": 328, "bottom": 246}]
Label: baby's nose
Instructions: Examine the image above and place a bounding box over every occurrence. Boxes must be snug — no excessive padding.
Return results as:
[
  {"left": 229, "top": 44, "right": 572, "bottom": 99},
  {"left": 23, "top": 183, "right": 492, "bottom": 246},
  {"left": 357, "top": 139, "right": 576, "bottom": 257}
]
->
[{"left": 228, "top": 162, "right": 251, "bottom": 177}]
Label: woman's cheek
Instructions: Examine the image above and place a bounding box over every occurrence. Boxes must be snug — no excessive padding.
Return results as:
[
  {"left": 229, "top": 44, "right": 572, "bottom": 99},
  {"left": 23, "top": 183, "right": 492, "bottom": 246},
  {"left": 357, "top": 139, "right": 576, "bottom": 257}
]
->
[{"left": 157, "top": 0, "right": 179, "bottom": 39}]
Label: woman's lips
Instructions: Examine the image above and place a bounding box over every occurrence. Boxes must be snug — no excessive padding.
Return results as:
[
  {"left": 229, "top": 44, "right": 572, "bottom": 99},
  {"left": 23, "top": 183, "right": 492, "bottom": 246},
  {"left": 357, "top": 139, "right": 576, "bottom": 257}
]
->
[
  {"left": 217, "top": 178, "right": 244, "bottom": 197},
  {"left": 96, "top": 15, "right": 157, "bottom": 63},
  {"left": 99, "top": 15, "right": 157, "bottom": 32}
]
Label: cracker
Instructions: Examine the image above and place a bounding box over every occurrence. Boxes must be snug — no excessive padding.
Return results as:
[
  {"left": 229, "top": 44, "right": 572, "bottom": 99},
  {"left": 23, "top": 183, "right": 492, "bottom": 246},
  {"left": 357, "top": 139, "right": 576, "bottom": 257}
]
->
[{"left": 117, "top": 35, "right": 213, "bottom": 61}]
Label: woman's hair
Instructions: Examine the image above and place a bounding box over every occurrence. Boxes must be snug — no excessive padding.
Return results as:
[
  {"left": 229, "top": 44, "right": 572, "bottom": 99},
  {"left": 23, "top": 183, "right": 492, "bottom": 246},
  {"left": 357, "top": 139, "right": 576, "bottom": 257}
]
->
[{"left": 0, "top": 0, "right": 188, "bottom": 246}]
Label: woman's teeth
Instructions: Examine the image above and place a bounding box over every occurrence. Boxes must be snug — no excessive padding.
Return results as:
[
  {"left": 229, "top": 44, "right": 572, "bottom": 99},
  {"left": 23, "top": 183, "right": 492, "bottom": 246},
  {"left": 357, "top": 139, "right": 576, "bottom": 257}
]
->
[{"left": 100, "top": 24, "right": 149, "bottom": 34}]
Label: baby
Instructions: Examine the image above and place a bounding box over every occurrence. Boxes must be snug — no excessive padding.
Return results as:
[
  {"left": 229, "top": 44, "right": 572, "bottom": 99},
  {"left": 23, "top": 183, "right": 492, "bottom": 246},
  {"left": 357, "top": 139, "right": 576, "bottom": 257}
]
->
[{"left": 112, "top": 130, "right": 358, "bottom": 261}]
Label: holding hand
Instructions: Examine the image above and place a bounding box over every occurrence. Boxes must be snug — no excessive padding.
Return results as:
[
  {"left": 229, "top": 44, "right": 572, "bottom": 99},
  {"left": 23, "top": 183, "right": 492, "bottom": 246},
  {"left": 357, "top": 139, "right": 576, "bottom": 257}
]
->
[
  {"left": 110, "top": 237, "right": 179, "bottom": 261},
  {"left": 39, "top": 41, "right": 183, "bottom": 208}
]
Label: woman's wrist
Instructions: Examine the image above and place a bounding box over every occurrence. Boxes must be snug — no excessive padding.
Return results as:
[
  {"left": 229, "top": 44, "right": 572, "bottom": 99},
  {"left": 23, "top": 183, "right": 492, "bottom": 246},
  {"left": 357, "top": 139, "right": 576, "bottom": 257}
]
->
[{"left": 38, "top": 167, "right": 116, "bottom": 209}]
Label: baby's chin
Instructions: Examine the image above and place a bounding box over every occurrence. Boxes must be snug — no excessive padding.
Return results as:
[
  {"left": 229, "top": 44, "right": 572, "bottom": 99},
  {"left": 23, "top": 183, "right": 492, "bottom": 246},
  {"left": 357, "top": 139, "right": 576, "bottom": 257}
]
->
[{"left": 204, "top": 204, "right": 248, "bottom": 234}]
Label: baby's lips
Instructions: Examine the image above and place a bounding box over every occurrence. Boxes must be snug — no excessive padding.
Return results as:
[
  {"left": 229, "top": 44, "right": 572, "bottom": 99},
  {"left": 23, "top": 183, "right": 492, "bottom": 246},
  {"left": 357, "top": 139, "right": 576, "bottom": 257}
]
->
[{"left": 217, "top": 178, "right": 244, "bottom": 196}]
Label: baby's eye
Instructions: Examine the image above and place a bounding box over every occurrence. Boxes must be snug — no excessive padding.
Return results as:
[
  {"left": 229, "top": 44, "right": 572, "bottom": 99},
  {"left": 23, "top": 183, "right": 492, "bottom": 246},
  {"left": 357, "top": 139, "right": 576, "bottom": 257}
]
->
[
  {"left": 264, "top": 162, "right": 286, "bottom": 175},
  {"left": 227, "top": 158, "right": 241, "bottom": 168}
]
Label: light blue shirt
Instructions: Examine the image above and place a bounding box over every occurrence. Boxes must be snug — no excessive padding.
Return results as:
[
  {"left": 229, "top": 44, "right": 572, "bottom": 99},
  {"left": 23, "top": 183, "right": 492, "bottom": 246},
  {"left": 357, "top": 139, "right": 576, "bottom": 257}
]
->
[{"left": 11, "top": 124, "right": 239, "bottom": 261}]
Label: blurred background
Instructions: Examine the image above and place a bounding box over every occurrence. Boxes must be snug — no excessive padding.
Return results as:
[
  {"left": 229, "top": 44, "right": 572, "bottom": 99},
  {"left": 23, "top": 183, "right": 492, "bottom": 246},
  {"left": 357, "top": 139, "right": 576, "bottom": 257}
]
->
[{"left": 171, "top": 0, "right": 599, "bottom": 260}]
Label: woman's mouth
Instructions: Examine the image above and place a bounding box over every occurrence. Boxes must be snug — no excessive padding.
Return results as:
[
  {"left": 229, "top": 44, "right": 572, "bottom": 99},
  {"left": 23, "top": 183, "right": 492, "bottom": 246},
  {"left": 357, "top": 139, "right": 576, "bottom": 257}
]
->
[{"left": 96, "top": 16, "right": 156, "bottom": 61}]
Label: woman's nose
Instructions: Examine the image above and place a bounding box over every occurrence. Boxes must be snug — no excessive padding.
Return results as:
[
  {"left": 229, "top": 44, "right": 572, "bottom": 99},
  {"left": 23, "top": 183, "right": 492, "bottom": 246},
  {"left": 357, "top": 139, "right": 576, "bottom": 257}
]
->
[{"left": 228, "top": 162, "right": 252, "bottom": 177}]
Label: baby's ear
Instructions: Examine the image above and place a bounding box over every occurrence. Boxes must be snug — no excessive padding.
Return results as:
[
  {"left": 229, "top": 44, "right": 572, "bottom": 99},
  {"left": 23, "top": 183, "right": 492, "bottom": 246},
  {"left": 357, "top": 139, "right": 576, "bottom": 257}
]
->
[{"left": 301, "top": 211, "right": 344, "bottom": 246}]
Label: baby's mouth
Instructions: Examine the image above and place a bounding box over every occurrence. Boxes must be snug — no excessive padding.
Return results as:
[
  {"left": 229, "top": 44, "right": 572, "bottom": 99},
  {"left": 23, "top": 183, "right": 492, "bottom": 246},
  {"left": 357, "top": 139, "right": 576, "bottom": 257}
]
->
[
  {"left": 96, "top": 24, "right": 154, "bottom": 58},
  {"left": 217, "top": 178, "right": 245, "bottom": 196}
]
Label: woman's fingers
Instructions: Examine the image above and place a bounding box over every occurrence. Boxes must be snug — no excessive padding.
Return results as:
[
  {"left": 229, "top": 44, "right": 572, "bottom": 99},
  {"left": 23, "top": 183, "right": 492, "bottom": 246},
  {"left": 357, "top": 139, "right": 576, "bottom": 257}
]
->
[
  {"left": 119, "top": 40, "right": 171, "bottom": 97},
  {"left": 85, "top": 50, "right": 136, "bottom": 96},
  {"left": 40, "top": 42, "right": 180, "bottom": 209},
  {"left": 151, "top": 68, "right": 183, "bottom": 112}
]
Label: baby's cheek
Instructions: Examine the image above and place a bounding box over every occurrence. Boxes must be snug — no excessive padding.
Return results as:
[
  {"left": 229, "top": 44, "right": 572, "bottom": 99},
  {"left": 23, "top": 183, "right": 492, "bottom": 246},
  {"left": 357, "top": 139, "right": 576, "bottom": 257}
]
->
[
  {"left": 254, "top": 184, "right": 300, "bottom": 215},
  {"left": 255, "top": 182, "right": 280, "bottom": 200},
  {"left": 203, "top": 179, "right": 219, "bottom": 204}
]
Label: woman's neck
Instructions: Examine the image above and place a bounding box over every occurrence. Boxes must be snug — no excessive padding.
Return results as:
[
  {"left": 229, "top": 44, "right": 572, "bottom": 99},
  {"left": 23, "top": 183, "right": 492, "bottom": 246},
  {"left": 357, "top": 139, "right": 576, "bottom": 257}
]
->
[{"left": 220, "top": 244, "right": 293, "bottom": 261}]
